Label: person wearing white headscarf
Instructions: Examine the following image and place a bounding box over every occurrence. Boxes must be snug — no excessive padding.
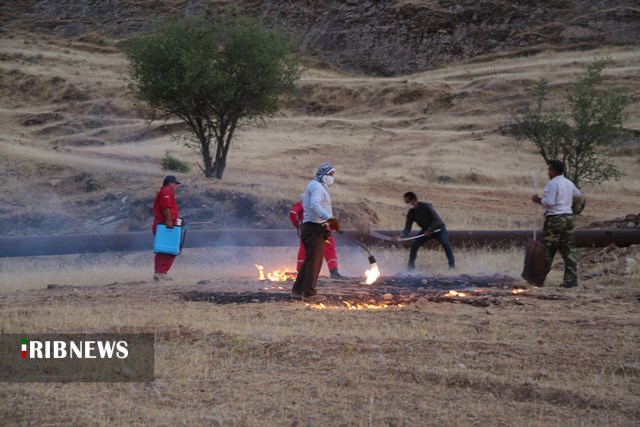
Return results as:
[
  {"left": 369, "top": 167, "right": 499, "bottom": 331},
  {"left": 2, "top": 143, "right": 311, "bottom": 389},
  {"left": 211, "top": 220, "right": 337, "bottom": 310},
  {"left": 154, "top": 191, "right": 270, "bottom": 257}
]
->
[{"left": 291, "top": 163, "right": 340, "bottom": 301}]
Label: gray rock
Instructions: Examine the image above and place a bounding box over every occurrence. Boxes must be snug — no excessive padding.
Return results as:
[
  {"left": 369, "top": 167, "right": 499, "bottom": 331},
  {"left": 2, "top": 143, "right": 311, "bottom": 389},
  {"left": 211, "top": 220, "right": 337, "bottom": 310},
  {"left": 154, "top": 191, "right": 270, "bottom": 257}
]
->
[
  {"left": 254, "top": 333, "right": 273, "bottom": 343},
  {"left": 582, "top": 271, "right": 602, "bottom": 279},
  {"left": 336, "top": 375, "right": 353, "bottom": 386},
  {"left": 620, "top": 257, "right": 638, "bottom": 275}
]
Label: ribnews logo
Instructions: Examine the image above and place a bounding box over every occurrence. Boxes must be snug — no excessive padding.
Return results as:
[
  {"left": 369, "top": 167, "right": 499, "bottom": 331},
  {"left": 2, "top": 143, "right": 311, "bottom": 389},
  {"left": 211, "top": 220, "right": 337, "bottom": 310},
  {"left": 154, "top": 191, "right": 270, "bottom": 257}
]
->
[
  {"left": 20, "top": 337, "right": 129, "bottom": 359},
  {"left": 2, "top": 334, "right": 154, "bottom": 382}
]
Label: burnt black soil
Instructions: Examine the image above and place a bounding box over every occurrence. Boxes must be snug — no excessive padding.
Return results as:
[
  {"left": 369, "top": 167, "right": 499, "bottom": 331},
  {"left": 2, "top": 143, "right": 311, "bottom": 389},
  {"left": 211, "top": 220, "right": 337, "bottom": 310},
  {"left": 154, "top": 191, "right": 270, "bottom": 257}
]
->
[{"left": 180, "top": 274, "right": 563, "bottom": 308}]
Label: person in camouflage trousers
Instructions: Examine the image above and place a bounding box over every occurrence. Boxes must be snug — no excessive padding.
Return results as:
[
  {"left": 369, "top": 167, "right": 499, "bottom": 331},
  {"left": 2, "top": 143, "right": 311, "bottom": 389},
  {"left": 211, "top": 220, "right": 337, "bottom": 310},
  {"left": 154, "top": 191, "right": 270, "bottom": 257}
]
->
[
  {"left": 542, "top": 215, "right": 578, "bottom": 286},
  {"left": 532, "top": 160, "right": 582, "bottom": 288}
]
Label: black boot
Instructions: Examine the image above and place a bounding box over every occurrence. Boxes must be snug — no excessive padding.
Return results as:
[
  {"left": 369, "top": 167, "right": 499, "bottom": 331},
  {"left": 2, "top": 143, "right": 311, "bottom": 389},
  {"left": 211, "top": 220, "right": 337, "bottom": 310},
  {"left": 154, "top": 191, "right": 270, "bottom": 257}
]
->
[{"left": 330, "top": 268, "right": 345, "bottom": 279}]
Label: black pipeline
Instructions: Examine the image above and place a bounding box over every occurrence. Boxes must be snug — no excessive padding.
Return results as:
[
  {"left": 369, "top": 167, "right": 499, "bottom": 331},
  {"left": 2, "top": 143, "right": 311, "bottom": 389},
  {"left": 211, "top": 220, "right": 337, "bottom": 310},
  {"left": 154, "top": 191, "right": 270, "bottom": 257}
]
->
[{"left": 1, "top": 229, "right": 639, "bottom": 258}]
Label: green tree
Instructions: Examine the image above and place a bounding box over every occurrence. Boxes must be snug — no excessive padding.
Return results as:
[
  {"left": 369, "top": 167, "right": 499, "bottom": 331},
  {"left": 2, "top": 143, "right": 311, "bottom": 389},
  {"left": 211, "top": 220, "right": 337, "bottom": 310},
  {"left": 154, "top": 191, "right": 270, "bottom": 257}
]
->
[
  {"left": 514, "top": 58, "right": 628, "bottom": 187},
  {"left": 123, "top": 15, "right": 302, "bottom": 178}
]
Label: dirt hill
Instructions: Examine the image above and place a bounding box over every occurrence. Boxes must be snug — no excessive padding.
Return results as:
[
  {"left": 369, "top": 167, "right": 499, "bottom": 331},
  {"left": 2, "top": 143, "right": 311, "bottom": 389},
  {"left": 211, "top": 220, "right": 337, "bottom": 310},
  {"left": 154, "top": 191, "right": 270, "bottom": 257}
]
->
[
  {"left": 2, "top": 0, "right": 639, "bottom": 75},
  {"left": 0, "top": 1, "right": 639, "bottom": 236}
]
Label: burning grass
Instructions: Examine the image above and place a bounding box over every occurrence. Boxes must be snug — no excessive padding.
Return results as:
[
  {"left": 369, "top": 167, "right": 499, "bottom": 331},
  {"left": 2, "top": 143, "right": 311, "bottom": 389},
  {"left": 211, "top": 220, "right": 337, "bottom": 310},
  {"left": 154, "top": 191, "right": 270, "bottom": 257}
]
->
[{"left": 181, "top": 273, "right": 529, "bottom": 309}]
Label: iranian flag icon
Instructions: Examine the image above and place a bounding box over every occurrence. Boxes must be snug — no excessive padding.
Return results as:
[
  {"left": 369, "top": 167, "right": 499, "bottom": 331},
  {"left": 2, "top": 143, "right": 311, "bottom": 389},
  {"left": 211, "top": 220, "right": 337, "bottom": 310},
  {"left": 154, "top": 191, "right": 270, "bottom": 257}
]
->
[{"left": 21, "top": 338, "right": 27, "bottom": 358}]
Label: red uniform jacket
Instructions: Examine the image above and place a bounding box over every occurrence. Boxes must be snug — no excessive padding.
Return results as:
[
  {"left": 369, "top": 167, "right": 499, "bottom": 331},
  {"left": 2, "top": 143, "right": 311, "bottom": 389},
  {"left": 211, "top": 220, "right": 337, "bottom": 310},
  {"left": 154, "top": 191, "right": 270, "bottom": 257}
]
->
[
  {"left": 152, "top": 186, "right": 179, "bottom": 234},
  {"left": 289, "top": 201, "right": 304, "bottom": 229}
]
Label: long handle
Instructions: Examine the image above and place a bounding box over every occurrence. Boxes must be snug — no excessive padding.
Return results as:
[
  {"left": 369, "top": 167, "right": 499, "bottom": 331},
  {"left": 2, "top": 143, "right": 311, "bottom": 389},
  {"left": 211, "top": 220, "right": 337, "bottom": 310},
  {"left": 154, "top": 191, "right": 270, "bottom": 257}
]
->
[
  {"left": 339, "top": 231, "right": 372, "bottom": 256},
  {"left": 533, "top": 173, "right": 538, "bottom": 241},
  {"left": 369, "top": 229, "right": 440, "bottom": 242}
]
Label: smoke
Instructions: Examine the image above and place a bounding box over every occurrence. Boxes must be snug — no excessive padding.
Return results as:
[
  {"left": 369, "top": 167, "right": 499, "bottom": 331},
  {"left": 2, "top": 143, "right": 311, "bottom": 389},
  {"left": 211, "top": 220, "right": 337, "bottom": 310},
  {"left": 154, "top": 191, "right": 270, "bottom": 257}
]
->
[{"left": 0, "top": 243, "right": 528, "bottom": 292}]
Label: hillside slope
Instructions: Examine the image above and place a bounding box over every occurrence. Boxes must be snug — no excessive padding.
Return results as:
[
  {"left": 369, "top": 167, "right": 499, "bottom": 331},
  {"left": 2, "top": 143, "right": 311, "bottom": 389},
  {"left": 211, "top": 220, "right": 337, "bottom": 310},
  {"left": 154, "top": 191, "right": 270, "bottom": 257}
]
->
[
  {"left": 0, "top": 2, "right": 639, "bottom": 236},
  {"left": 1, "top": 0, "right": 639, "bottom": 75}
]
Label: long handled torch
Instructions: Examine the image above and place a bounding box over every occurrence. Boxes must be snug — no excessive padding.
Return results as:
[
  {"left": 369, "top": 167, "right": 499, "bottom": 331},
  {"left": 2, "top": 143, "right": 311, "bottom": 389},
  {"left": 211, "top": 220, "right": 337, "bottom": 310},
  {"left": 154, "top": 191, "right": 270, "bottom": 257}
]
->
[
  {"left": 337, "top": 231, "right": 380, "bottom": 285},
  {"left": 338, "top": 231, "right": 376, "bottom": 265}
]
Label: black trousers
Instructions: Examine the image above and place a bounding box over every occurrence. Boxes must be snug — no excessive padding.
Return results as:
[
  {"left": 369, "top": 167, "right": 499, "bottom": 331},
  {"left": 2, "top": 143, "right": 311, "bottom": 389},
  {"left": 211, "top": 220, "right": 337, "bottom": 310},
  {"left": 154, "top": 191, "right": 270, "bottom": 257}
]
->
[
  {"left": 293, "top": 222, "right": 326, "bottom": 296},
  {"left": 408, "top": 226, "right": 455, "bottom": 270}
]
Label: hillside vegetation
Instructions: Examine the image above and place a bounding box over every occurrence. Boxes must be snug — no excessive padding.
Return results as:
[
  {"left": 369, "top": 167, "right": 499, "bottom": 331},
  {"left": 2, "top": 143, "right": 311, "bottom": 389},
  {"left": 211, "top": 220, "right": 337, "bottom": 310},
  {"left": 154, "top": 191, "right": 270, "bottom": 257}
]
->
[
  {"left": 0, "top": 1, "right": 639, "bottom": 236},
  {"left": 1, "top": 34, "right": 638, "bottom": 235}
]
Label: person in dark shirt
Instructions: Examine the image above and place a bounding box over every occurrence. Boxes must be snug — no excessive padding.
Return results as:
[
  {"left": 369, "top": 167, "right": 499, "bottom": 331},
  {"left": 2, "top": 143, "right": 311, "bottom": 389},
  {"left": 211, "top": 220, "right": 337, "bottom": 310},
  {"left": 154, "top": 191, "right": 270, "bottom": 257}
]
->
[{"left": 397, "top": 191, "right": 455, "bottom": 271}]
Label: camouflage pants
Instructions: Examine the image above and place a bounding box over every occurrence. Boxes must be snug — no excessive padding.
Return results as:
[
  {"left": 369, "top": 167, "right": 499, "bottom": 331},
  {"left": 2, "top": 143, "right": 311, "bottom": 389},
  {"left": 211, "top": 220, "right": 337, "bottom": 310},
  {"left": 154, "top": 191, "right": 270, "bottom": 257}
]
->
[{"left": 542, "top": 215, "right": 578, "bottom": 285}]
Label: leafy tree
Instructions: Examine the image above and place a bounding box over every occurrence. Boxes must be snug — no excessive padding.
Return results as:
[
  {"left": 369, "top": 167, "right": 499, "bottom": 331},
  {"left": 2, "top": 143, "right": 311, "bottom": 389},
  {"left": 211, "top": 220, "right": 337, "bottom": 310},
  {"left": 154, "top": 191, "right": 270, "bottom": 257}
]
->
[
  {"left": 124, "top": 15, "right": 302, "bottom": 178},
  {"left": 514, "top": 58, "right": 628, "bottom": 187}
]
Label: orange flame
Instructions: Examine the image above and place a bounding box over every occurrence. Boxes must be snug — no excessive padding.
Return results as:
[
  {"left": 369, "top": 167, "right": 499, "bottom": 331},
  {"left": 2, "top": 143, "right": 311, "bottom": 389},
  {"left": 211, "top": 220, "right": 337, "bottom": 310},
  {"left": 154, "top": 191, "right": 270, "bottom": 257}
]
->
[
  {"left": 444, "top": 290, "right": 469, "bottom": 297},
  {"left": 255, "top": 264, "right": 266, "bottom": 280},
  {"left": 255, "top": 264, "right": 293, "bottom": 282},
  {"left": 511, "top": 288, "right": 526, "bottom": 294},
  {"left": 342, "top": 300, "right": 388, "bottom": 309},
  {"left": 306, "top": 301, "right": 404, "bottom": 310},
  {"left": 365, "top": 263, "right": 380, "bottom": 285}
]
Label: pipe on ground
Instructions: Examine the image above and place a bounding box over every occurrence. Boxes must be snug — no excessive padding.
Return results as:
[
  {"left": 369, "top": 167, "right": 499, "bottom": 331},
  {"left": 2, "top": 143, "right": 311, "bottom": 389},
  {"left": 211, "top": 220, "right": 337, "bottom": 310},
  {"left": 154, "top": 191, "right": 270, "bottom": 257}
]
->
[{"left": 0, "top": 229, "right": 638, "bottom": 258}]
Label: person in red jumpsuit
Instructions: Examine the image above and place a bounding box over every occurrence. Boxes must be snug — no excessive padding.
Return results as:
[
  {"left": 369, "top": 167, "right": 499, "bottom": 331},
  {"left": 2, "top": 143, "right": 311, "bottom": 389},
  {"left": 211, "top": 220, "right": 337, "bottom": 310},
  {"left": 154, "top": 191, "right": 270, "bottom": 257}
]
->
[
  {"left": 289, "top": 200, "right": 344, "bottom": 279},
  {"left": 152, "top": 175, "right": 181, "bottom": 281}
]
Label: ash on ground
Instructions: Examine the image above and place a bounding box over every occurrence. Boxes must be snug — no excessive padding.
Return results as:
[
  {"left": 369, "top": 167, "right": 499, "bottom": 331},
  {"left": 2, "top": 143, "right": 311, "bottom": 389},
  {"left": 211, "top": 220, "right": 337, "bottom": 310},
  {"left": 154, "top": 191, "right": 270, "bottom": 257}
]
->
[{"left": 180, "top": 274, "right": 543, "bottom": 308}]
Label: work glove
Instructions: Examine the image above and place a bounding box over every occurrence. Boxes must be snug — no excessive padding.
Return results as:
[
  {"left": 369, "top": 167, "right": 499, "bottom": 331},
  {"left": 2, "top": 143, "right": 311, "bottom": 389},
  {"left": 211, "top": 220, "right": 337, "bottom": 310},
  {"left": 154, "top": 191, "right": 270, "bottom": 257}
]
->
[{"left": 327, "top": 217, "right": 340, "bottom": 233}]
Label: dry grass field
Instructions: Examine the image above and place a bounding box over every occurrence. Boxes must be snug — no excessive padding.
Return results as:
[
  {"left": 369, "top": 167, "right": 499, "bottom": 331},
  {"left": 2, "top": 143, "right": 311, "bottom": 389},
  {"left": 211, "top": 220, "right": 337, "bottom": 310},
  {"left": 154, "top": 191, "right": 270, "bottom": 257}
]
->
[
  {"left": 1, "top": 26, "right": 640, "bottom": 427},
  {"left": 1, "top": 264, "right": 639, "bottom": 426}
]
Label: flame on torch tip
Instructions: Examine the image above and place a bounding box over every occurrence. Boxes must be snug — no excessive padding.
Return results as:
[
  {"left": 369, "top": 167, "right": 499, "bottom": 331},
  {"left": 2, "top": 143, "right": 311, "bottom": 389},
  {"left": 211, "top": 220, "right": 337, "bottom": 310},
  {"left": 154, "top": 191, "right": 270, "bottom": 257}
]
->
[{"left": 365, "top": 263, "right": 380, "bottom": 285}]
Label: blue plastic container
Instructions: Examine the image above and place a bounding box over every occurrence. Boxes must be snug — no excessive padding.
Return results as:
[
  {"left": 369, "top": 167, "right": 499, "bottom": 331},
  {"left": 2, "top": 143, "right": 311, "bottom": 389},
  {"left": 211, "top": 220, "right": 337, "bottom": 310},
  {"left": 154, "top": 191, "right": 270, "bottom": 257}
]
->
[{"left": 153, "top": 225, "right": 183, "bottom": 255}]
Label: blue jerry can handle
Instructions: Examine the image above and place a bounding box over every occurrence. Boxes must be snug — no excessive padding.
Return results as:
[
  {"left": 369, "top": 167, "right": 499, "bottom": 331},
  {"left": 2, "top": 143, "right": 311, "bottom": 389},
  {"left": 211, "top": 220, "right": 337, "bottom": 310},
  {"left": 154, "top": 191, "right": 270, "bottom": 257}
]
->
[{"left": 154, "top": 220, "right": 188, "bottom": 255}]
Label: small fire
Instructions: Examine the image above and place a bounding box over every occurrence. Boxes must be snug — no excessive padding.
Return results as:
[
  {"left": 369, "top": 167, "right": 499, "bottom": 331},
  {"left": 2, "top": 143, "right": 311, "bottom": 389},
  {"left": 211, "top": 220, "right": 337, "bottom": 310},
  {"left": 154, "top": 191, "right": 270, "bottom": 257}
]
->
[
  {"left": 342, "top": 300, "right": 388, "bottom": 309},
  {"left": 365, "top": 263, "right": 380, "bottom": 285},
  {"left": 511, "top": 288, "right": 526, "bottom": 294},
  {"left": 255, "top": 264, "right": 294, "bottom": 282},
  {"left": 444, "top": 290, "right": 469, "bottom": 297},
  {"left": 255, "top": 264, "right": 266, "bottom": 280},
  {"left": 305, "top": 301, "right": 403, "bottom": 310}
]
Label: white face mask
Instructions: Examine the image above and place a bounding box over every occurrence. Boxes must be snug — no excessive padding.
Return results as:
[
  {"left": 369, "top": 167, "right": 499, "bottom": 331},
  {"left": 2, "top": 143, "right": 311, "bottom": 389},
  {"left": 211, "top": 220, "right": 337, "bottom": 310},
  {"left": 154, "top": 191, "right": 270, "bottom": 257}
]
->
[
  {"left": 405, "top": 203, "right": 413, "bottom": 210},
  {"left": 322, "top": 175, "right": 334, "bottom": 186}
]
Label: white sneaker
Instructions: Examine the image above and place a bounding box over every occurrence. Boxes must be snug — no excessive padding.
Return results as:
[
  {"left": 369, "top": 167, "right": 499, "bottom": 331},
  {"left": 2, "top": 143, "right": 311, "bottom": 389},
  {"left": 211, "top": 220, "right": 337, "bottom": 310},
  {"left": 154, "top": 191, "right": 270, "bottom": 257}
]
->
[{"left": 153, "top": 273, "right": 172, "bottom": 282}]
